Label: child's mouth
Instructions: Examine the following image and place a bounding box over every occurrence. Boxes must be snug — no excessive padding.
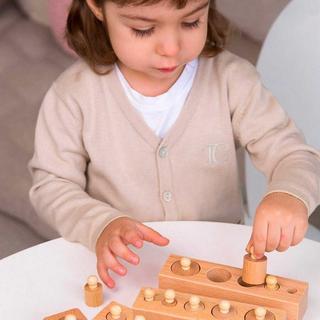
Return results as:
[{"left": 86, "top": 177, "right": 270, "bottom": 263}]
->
[{"left": 157, "top": 66, "right": 177, "bottom": 73}]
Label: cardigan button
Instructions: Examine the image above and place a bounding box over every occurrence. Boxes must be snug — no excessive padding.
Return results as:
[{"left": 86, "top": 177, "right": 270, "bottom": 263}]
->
[
  {"left": 163, "top": 191, "right": 172, "bottom": 202},
  {"left": 159, "top": 146, "right": 168, "bottom": 158}
]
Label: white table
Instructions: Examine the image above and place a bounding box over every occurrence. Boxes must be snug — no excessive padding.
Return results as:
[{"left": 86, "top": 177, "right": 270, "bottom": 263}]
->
[{"left": 0, "top": 221, "right": 319, "bottom": 319}]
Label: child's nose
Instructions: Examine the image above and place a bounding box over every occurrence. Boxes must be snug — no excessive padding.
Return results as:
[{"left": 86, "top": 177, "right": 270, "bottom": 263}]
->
[{"left": 156, "top": 32, "right": 181, "bottom": 57}]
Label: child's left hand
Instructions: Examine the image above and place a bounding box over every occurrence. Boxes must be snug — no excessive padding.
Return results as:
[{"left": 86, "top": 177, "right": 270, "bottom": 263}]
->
[{"left": 246, "top": 192, "right": 308, "bottom": 259}]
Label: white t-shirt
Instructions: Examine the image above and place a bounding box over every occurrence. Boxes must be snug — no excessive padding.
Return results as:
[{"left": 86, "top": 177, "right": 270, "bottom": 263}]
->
[{"left": 115, "top": 59, "right": 198, "bottom": 138}]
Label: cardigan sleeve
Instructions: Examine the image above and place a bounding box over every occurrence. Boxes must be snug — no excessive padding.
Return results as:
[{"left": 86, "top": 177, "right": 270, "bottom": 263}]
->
[
  {"left": 28, "top": 84, "right": 127, "bottom": 252},
  {"left": 228, "top": 58, "right": 320, "bottom": 215}
]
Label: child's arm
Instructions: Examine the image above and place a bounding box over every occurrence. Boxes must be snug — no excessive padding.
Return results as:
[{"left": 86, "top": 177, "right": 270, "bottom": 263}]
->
[
  {"left": 28, "top": 84, "right": 121, "bottom": 252},
  {"left": 95, "top": 217, "right": 169, "bottom": 288},
  {"left": 28, "top": 83, "right": 169, "bottom": 259},
  {"left": 245, "top": 192, "right": 308, "bottom": 259},
  {"left": 228, "top": 56, "right": 320, "bottom": 256}
]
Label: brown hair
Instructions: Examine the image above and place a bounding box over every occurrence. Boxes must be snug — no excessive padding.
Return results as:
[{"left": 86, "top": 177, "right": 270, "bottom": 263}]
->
[{"left": 66, "top": 0, "right": 230, "bottom": 74}]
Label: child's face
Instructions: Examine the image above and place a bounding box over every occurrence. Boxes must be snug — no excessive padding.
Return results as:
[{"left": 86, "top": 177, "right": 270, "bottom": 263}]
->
[{"left": 89, "top": 0, "right": 209, "bottom": 87}]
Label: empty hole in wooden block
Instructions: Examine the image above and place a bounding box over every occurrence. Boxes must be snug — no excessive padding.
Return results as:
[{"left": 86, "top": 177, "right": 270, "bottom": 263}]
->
[
  {"left": 184, "top": 301, "right": 205, "bottom": 312},
  {"left": 171, "top": 260, "right": 200, "bottom": 276},
  {"left": 244, "top": 309, "right": 276, "bottom": 320},
  {"left": 207, "top": 268, "right": 231, "bottom": 283},
  {"left": 287, "top": 287, "right": 298, "bottom": 294},
  {"left": 211, "top": 304, "right": 236, "bottom": 319}
]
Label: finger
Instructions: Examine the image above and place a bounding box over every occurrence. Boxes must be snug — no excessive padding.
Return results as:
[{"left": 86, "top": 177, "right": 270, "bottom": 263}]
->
[
  {"left": 252, "top": 218, "right": 268, "bottom": 258},
  {"left": 245, "top": 235, "right": 253, "bottom": 253},
  {"left": 121, "top": 228, "right": 144, "bottom": 248},
  {"left": 102, "top": 243, "right": 127, "bottom": 276},
  {"left": 277, "top": 226, "right": 294, "bottom": 252},
  {"left": 137, "top": 224, "right": 170, "bottom": 246},
  {"left": 265, "top": 223, "right": 281, "bottom": 252},
  {"left": 292, "top": 222, "right": 308, "bottom": 246},
  {"left": 97, "top": 260, "right": 115, "bottom": 288},
  {"left": 110, "top": 234, "right": 140, "bottom": 265}
]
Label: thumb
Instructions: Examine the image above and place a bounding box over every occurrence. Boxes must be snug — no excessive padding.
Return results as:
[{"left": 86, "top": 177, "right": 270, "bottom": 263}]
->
[
  {"left": 245, "top": 235, "right": 253, "bottom": 254},
  {"left": 137, "top": 223, "right": 170, "bottom": 246}
]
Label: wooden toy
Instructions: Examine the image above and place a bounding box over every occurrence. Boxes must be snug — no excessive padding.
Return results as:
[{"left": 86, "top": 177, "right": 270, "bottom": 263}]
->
[
  {"left": 47, "top": 253, "right": 308, "bottom": 320},
  {"left": 132, "top": 287, "right": 287, "bottom": 319},
  {"left": 64, "top": 316, "right": 78, "bottom": 320},
  {"left": 158, "top": 254, "right": 308, "bottom": 320},
  {"left": 43, "top": 308, "right": 87, "bottom": 320},
  {"left": 93, "top": 301, "right": 136, "bottom": 320},
  {"left": 93, "top": 301, "right": 148, "bottom": 320},
  {"left": 242, "top": 247, "right": 267, "bottom": 285},
  {"left": 265, "top": 275, "right": 280, "bottom": 291},
  {"left": 84, "top": 275, "right": 103, "bottom": 307}
]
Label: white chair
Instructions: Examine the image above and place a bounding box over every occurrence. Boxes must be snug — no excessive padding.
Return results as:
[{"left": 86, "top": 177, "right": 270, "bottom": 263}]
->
[{"left": 244, "top": 0, "right": 320, "bottom": 241}]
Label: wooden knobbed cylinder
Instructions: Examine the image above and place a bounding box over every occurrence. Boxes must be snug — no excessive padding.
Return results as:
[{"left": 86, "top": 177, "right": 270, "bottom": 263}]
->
[
  {"left": 84, "top": 275, "right": 104, "bottom": 307},
  {"left": 64, "top": 315, "right": 77, "bottom": 320},
  {"left": 242, "top": 254, "right": 267, "bottom": 285}
]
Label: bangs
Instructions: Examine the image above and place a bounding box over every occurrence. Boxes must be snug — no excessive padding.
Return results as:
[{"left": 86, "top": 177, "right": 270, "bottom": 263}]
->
[{"left": 110, "top": 0, "right": 192, "bottom": 9}]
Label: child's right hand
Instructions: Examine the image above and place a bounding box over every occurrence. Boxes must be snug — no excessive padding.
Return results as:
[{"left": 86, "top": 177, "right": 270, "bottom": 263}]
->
[{"left": 95, "top": 217, "right": 169, "bottom": 288}]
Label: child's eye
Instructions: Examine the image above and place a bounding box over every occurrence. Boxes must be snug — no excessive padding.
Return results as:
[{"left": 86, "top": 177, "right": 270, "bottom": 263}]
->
[
  {"left": 182, "top": 19, "right": 201, "bottom": 29},
  {"left": 131, "top": 19, "right": 200, "bottom": 38},
  {"left": 131, "top": 28, "right": 154, "bottom": 38}
]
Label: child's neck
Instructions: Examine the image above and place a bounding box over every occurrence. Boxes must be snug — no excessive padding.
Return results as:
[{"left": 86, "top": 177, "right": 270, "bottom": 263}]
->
[{"left": 117, "top": 62, "right": 185, "bottom": 97}]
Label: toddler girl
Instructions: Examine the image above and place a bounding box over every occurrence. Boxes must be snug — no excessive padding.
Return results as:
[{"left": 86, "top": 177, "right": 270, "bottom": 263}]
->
[{"left": 29, "top": 0, "right": 320, "bottom": 288}]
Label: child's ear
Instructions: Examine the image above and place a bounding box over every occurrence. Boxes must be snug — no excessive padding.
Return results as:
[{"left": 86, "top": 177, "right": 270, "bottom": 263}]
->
[{"left": 86, "top": 0, "right": 104, "bottom": 21}]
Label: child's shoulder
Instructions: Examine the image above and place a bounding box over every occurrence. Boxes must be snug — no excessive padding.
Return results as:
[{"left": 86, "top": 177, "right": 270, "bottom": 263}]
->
[
  {"left": 52, "top": 60, "right": 114, "bottom": 97},
  {"left": 201, "top": 50, "right": 259, "bottom": 81},
  {"left": 199, "top": 51, "right": 263, "bottom": 103}
]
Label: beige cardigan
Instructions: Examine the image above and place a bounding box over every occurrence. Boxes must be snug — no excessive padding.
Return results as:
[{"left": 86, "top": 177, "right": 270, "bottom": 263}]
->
[{"left": 28, "top": 51, "right": 320, "bottom": 252}]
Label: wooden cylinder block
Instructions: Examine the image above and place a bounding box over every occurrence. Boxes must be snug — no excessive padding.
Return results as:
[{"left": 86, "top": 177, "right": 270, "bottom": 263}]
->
[
  {"left": 211, "top": 303, "right": 236, "bottom": 319},
  {"left": 84, "top": 282, "right": 103, "bottom": 307},
  {"left": 64, "top": 316, "right": 77, "bottom": 320},
  {"left": 242, "top": 254, "right": 267, "bottom": 285},
  {"left": 245, "top": 308, "right": 275, "bottom": 320},
  {"left": 171, "top": 259, "right": 200, "bottom": 276}
]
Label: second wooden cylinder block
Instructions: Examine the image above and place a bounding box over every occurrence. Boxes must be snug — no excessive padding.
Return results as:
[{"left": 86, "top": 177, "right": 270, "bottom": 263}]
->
[{"left": 242, "top": 254, "right": 267, "bottom": 285}]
